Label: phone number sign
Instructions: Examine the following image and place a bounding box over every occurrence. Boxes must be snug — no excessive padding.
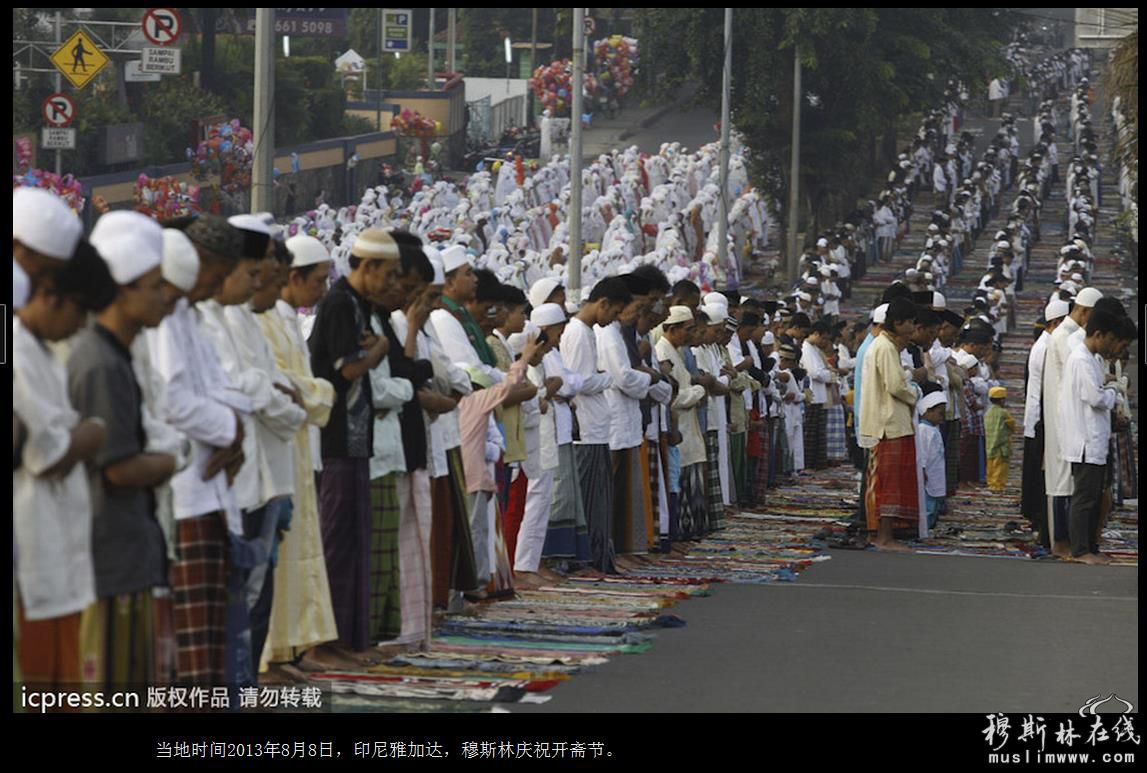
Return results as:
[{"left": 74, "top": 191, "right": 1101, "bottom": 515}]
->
[{"left": 246, "top": 9, "right": 348, "bottom": 38}]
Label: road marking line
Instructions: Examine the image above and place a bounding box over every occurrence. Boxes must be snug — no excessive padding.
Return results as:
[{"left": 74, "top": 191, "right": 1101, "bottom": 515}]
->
[{"left": 767, "top": 583, "right": 1138, "bottom": 603}]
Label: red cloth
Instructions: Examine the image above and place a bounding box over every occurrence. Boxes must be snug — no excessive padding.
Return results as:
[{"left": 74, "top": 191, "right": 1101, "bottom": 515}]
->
[
  {"left": 502, "top": 472, "right": 529, "bottom": 565},
  {"left": 865, "top": 435, "right": 919, "bottom": 532}
]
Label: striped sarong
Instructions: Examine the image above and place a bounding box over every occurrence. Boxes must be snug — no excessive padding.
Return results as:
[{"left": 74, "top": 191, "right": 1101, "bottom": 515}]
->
[
  {"left": 826, "top": 404, "right": 847, "bottom": 462},
  {"left": 804, "top": 404, "right": 828, "bottom": 470},
  {"left": 730, "top": 432, "right": 748, "bottom": 506},
  {"left": 396, "top": 470, "right": 433, "bottom": 648},
  {"left": 752, "top": 418, "right": 770, "bottom": 505},
  {"left": 171, "top": 511, "right": 228, "bottom": 684},
  {"left": 542, "top": 444, "right": 591, "bottom": 562},
  {"left": 612, "top": 447, "right": 647, "bottom": 555},
  {"left": 643, "top": 439, "right": 661, "bottom": 549},
  {"left": 576, "top": 443, "right": 616, "bottom": 574},
  {"left": 319, "top": 458, "right": 372, "bottom": 651},
  {"left": 369, "top": 473, "right": 402, "bottom": 643},
  {"left": 865, "top": 435, "right": 919, "bottom": 532},
  {"left": 703, "top": 431, "right": 723, "bottom": 532},
  {"left": 80, "top": 591, "right": 154, "bottom": 690},
  {"left": 438, "top": 448, "right": 479, "bottom": 596},
  {"left": 945, "top": 420, "right": 960, "bottom": 496}
]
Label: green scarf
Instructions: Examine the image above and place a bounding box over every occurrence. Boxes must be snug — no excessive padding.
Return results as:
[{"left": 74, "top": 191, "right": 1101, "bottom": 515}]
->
[{"left": 441, "top": 295, "right": 497, "bottom": 367}]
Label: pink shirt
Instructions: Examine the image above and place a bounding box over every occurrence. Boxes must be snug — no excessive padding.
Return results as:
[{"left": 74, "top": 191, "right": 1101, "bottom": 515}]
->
[{"left": 459, "top": 358, "right": 527, "bottom": 493}]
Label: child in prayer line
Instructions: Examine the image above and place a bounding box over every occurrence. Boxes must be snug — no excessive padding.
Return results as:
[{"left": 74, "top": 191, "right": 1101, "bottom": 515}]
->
[
  {"left": 917, "top": 392, "right": 948, "bottom": 530},
  {"left": 984, "top": 386, "right": 1016, "bottom": 492}
]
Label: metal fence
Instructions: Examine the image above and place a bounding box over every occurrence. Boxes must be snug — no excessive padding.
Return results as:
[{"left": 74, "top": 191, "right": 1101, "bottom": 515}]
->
[{"left": 466, "top": 94, "right": 528, "bottom": 145}]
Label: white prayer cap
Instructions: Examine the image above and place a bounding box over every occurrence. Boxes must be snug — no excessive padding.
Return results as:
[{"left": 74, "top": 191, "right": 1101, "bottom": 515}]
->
[
  {"left": 761, "top": 313, "right": 771, "bottom": 326},
  {"left": 528, "top": 277, "right": 562, "bottom": 309},
  {"left": 798, "top": 291, "right": 812, "bottom": 302},
  {"left": 703, "top": 291, "right": 728, "bottom": 308},
  {"left": 664, "top": 305, "right": 694, "bottom": 326},
  {"left": 439, "top": 244, "right": 469, "bottom": 274},
  {"left": 905, "top": 268, "right": 919, "bottom": 278},
  {"left": 805, "top": 276, "right": 820, "bottom": 287},
  {"left": 91, "top": 211, "right": 163, "bottom": 285},
  {"left": 1044, "top": 298, "right": 1070, "bottom": 321},
  {"left": 227, "top": 213, "right": 274, "bottom": 236},
  {"left": 286, "top": 234, "right": 332, "bottom": 269},
  {"left": 530, "top": 303, "right": 566, "bottom": 328},
  {"left": 816, "top": 237, "right": 829, "bottom": 247},
  {"left": 918, "top": 391, "right": 947, "bottom": 415},
  {"left": 12, "top": 187, "right": 82, "bottom": 260},
  {"left": 818, "top": 265, "right": 833, "bottom": 277},
  {"left": 507, "top": 321, "right": 539, "bottom": 356},
  {"left": 761, "top": 331, "right": 776, "bottom": 346},
  {"left": 428, "top": 255, "right": 446, "bottom": 286},
  {"left": 932, "top": 292, "right": 946, "bottom": 309},
  {"left": 12, "top": 261, "right": 30, "bottom": 310},
  {"left": 1070, "top": 272, "right": 1084, "bottom": 283},
  {"left": 954, "top": 350, "right": 978, "bottom": 370},
  {"left": 349, "top": 228, "right": 401, "bottom": 260},
  {"left": 1075, "top": 287, "right": 1102, "bottom": 308},
  {"left": 702, "top": 304, "right": 726, "bottom": 326},
  {"left": 872, "top": 303, "right": 889, "bottom": 325},
  {"left": 162, "top": 229, "right": 200, "bottom": 293}
]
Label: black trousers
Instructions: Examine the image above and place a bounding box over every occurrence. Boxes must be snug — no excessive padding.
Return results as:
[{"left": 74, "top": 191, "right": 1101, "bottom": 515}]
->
[{"left": 1069, "top": 462, "right": 1105, "bottom": 557}]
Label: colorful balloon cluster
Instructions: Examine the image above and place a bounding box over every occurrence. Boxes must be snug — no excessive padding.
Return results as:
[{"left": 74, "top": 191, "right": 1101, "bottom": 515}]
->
[
  {"left": 391, "top": 109, "right": 442, "bottom": 139},
  {"left": 12, "top": 169, "right": 85, "bottom": 215},
  {"left": 189, "top": 119, "right": 254, "bottom": 194},
  {"left": 530, "top": 37, "right": 639, "bottom": 118},
  {"left": 529, "top": 60, "right": 574, "bottom": 117},
  {"left": 592, "top": 35, "right": 639, "bottom": 105},
  {"left": 133, "top": 175, "right": 201, "bottom": 220}
]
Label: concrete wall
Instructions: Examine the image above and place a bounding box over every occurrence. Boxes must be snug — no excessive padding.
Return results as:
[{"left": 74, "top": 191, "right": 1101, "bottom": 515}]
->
[{"left": 1074, "top": 8, "right": 1138, "bottom": 48}]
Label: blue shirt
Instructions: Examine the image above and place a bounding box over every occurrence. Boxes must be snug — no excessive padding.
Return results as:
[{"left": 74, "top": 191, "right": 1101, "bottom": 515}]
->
[{"left": 852, "top": 332, "right": 876, "bottom": 442}]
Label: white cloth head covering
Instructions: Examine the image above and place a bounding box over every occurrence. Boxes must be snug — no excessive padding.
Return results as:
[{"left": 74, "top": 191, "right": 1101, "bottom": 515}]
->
[
  {"left": 12, "top": 187, "right": 82, "bottom": 260},
  {"left": 664, "top": 305, "right": 694, "bottom": 326},
  {"left": 805, "top": 276, "right": 820, "bottom": 287},
  {"left": 286, "top": 234, "right": 332, "bottom": 268},
  {"left": 428, "top": 255, "right": 445, "bottom": 286},
  {"left": 227, "top": 213, "right": 274, "bottom": 236},
  {"left": 440, "top": 244, "right": 470, "bottom": 273},
  {"left": 528, "top": 277, "right": 562, "bottom": 309},
  {"left": 932, "top": 292, "right": 946, "bottom": 309},
  {"left": 162, "top": 229, "right": 200, "bottom": 293},
  {"left": 1075, "top": 287, "right": 1102, "bottom": 308},
  {"left": 872, "top": 303, "right": 889, "bottom": 325},
  {"left": 507, "top": 321, "right": 539, "bottom": 356},
  {"left": 91, "top": 211, "right": 164, "bottom": 285},
  {"left": 12, "top": 260, "right": 30, "bottom": 309},
  {"left": 918, "top": 391, "right": 947, "bottom": 415},
  {"left": 530, "top": 303, "right": 566, "bottom": 328},
  {"left": 954, "top": 350, "right": 978, "bottom": 370},
  {"left": 761, "top": 331, "right": 775, "bottom": 346},
  {"left": 816, "top": 237, "right": 829, "bottom": 247},
  {"left": 702, "top": 304, "right": 726, "bottom": 326},
  {"left": 703, "top": 292, "right": 729, "bottom": 308},
  {"left": 1044, "top": 298, "right": 1070, "bottom": 321}
]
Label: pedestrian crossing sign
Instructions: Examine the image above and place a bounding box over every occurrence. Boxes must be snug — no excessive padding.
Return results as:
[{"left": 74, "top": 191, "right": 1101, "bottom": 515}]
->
[{"left": 50, "top": 30, "right": 109, "bottom": 89}]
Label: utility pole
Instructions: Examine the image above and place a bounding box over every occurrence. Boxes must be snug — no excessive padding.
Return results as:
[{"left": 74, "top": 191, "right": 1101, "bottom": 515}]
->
[
  {"left": 718, "top": 8, "right": 733, "bottom": 288},
  {"left": 569, "top": 7, "right": 585, "bottom": 303},
  {"left": 252, "top": 8, "right": 275, "bottom": 214},
  {"left": 427, "top": 8, "right": 435, "bottom": 87},
  {"left": 447, "top": 8, "right": 456, "bottom": 73},
  {"left": 529, "top": 8, "right": 538, "bottom": 127},
  {"left": 54, "top": 12, "right": 62, "bottom": 176},
  {"left": 787, "top": 45, "right": 802, "bottom": 284}
]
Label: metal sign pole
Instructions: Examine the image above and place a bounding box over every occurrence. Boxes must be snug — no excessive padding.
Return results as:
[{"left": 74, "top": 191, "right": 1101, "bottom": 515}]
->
[
  {"left": 718, "top": 8, "right": 733, "bottom": 288},
  {"left": 54, "top": 12, "right": 62, "bottom": 175},
  {"left": 569, "top": 7, "right": 585, "bottom": 303},
  {"left": 252, "top": 8, "right": 275, "bottom": 213}
]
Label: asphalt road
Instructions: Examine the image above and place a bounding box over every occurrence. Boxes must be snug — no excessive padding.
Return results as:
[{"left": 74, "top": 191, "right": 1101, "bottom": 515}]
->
[{"left": 503, "top": 550, "right": 1138, "bottom": 713}]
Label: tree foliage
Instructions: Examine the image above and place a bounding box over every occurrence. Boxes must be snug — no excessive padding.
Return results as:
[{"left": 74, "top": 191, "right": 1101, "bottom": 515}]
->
[{"left": 634, "top": 8, "right": 1015, "bottom": 238}]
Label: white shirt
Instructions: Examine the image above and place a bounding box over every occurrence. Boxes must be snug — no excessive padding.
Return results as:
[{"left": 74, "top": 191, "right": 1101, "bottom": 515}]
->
[
  {"left": 801, "top": 340, "right": 833, "bottom": 405},
  {"left": 1023, "top": 331, "right": 1050, "bottom": 438},
  {"left": 917, "top": 419, "right": 946, "bottom": 498},
  {"left": 1058, "top": 345, "right": 1116, "bottom": 466},
  {"left": 152, "top": 298, "right": 250, "bottom": 532},
  {"left": 543, "top": 348, "right": 580, "bottom": 446},
  {"left": 430, "top": 307, "right": 504, "bottom": 385},
  {"left": 596, "top": 322, "right": 652, "bottom": 451},
  {"left": 13, "top": 320, "right": 97, "bottom": 620},
  {"left": 560, "top": 317, "right": 613, "bottom": 445},
  {"left": 368, "top": 314, "right": 414, "bottom": 480}
]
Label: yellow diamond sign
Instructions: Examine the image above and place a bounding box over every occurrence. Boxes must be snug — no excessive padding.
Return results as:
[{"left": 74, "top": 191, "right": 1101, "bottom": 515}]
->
[{"left": 50, "top": 30, "right": 110, "bottom": 89}]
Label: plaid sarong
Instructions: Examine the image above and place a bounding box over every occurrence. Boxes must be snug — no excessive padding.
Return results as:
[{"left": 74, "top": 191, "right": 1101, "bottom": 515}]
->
[
  {"left": 752, "top": 418, "right": 770, "bottom": 504},
  {"left": 679, "top": 463, "right": 707, "bottom": 540},
  {"left": 577, "top": 444, "right": 616, "bottom": 574},
  {"left": 704, "top": 431, "right": 723, "bottom": 532},
  {"left": 171, "top": 512, "right": 228, "bottom": 684},
  {"left": 865, "top": 435, "right": 919, "bottom": 532},
  {"left": 80, "top": 591, "right": 154, "bottom": 691},
  {"left": 803, "top": 404, "right": 828, "bottom": 470},
  {"left": 369, "top": 474, "right": 402, "bottom": 643},
  {"left": 826, "top": 405, "right": 847, "bottom": 461}
]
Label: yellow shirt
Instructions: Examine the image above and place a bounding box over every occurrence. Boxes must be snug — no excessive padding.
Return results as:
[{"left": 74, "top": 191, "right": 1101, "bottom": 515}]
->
[{"left": 858, "top": 331, "right": 918, "bottom": 447}]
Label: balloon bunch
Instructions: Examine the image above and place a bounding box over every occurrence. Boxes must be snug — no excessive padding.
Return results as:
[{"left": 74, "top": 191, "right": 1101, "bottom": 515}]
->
[
  {"left": 592, "top": 35, "right": 639, "bottom": 110},
  {"left": 13, "top": 136, "right": 34, "bottom": 172},
  {"left": 391, "top": 109, "right": 442, "bottom": 160},
  {"left": 133, "top": 174, "right": 201, "bottom": 220},
  {"left": 12, "top": 168, "right": 85, "bottom": 215},
  {"left": 528, "top": 60, "right": 574, "bottom": 117},
  {"left": 189, "top": 119, "right": 255, "bottom": 194}
]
